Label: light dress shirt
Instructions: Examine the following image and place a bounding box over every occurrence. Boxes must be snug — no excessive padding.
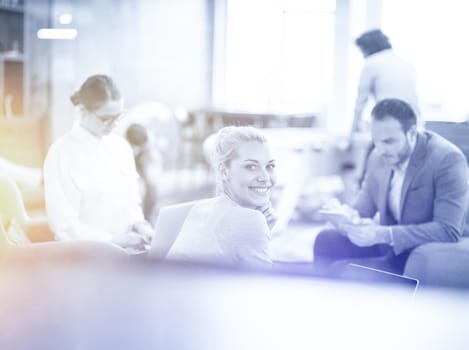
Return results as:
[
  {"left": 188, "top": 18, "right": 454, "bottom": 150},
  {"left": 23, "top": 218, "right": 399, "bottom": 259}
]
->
[
  {"left": 44, "top": 122, "right": 143, "bottom": 242},
  {"left": 388, "top": 140, "right": 417, "bottom": 223},
  {"left": 166, "top": 194, "right": 272, "bottom": 268},
  {"left": 389, "top": 163, "right": 408, "bottom": 223}
]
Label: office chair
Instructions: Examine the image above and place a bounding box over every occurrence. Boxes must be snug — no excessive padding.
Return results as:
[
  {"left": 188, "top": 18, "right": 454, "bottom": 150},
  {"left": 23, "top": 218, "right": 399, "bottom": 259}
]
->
[
  {"left": 0, "top": 174, "right": 53, "bottom": 244},
  {"left": 0, "top": 175, "right": 131, "bottom": 263}
]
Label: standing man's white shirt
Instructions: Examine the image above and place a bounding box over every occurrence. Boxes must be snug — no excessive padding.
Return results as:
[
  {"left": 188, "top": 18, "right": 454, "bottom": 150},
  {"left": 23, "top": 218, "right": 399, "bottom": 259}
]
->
[
  {"left": 44, "top": 122, "right": 144, "bottom": 242},
  {"left": 354, "top": 49, "right": 420, "bottom": 130}
]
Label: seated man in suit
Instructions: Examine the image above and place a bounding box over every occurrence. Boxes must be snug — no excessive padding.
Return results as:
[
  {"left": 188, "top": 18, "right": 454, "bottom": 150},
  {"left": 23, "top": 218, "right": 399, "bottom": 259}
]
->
[{"left": 314, "top": 98, "right": 469, "bottom": 275}]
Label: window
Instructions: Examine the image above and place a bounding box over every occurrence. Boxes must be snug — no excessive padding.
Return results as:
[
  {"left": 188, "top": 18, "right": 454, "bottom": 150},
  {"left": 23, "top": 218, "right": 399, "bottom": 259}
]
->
[
  {"left": 217, "top": 0, "right": 336, "bottom": 114},
  {"left": 382, "top": 0, "right": 469, "bottom": 121}
]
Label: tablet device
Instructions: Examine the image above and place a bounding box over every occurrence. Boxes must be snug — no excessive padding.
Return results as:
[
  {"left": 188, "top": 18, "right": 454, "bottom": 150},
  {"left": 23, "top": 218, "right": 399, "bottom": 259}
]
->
[{"left": 318, "top": 209, "right": 358, "bottom": 225}]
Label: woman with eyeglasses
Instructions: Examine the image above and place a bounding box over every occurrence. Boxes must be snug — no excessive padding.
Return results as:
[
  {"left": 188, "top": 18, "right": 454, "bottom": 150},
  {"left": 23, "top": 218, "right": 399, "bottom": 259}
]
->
[
  {"left": 44, "top": 74, "right": 153, "bottom": 252},
  {"left": 166, "top": 126, "right": 276, "bottom": 269}
]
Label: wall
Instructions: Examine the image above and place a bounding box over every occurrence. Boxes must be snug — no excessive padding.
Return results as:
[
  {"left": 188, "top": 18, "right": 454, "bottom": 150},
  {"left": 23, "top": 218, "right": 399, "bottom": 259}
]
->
[
  {"left": 0, "top": 0, "right": 51, "bottom": 167},
  {"left": 50, "top": 0, "right": 213, "bottom": 140}
]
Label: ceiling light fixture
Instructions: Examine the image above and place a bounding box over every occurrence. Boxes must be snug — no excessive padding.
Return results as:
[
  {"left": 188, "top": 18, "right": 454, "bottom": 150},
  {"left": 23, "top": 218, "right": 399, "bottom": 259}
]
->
[{"left": 37, "top": 28, "right": 78, "bottom": 40}]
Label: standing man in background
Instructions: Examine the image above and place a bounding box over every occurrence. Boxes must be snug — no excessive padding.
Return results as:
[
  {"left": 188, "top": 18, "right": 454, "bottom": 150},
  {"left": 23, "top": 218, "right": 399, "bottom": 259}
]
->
[{"left": 352, "top": 29, "right": 420, "bottom": 133}]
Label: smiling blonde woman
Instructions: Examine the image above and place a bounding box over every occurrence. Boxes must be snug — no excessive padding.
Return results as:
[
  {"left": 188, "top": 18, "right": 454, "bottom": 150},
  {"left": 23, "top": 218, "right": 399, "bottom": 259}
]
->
[{"left": 166, "top": 126, "right": 276, "bottom": 268}]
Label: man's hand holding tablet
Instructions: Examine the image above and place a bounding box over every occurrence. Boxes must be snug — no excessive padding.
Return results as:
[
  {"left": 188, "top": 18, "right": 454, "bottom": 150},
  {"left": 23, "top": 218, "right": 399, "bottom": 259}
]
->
[
  {"left": 318, "top": 198, "right": 374, "bottom": 227},
  {"left": 318, "top": 198, "right": 392, "bottom": 247}
]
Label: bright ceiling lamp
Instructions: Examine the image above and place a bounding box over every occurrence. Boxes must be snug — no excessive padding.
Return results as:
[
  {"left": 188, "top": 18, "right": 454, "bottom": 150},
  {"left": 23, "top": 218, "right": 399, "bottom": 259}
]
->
[
  {"left": 59, "top": 13, "right": 73, "bottom": 25},
  {"left": 37, "top": 28, "right": 78, "bottom": 40}
]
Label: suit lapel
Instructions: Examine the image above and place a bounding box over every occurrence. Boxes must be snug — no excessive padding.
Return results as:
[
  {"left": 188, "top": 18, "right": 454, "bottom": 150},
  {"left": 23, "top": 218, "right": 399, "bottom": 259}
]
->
[{"left": 400, "top": 133, "right": 428, "bottom": 216}]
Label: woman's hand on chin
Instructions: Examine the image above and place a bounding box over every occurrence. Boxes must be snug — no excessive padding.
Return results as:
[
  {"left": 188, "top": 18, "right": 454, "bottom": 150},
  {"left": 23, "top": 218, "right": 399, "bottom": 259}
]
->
[{"left": 257, "top": 203, "right": 277, "bottom": 230}]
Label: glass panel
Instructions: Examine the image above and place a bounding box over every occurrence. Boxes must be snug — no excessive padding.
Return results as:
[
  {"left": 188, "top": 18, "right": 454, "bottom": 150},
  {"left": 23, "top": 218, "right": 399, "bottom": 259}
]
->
[
  {"left": 223, "top": 0, "right": 336, "bottom": 113},
  {"left": 281, "top": 10, "right": 335, "bottom": 111},
  {"left": 382, "top": 0, "right": 469, "bottom": 121},
  {"left": 281, "top": 0, "right": 336, "bottom": 12}
]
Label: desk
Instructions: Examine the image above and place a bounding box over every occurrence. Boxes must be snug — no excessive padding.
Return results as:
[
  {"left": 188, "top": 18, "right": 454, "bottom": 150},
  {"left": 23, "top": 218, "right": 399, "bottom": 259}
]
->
[
  {"left": 262, "top": 128, "right": 372, "bottom": 233},
  {"left": 2, "top": 259, "right": 467, "bottom": 349},
  {"left": 270, "top": 220, "right": 325, "bottom": 263},
  {"left": 262, "top": 128, "right": 346, "bottom": 233}
]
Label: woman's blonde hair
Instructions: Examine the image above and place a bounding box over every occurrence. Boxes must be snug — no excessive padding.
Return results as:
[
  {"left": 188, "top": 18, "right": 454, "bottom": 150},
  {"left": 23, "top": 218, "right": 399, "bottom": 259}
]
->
[{"left": 211, "top": 126, "right": 267, "bottom": 193}]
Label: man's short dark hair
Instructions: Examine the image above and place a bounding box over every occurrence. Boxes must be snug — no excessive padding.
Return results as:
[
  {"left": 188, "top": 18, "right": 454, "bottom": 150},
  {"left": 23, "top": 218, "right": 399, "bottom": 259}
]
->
[
  {"left": 371, "top": 99, "right": 417, "bottom": 132},
  {"left": 355, "top": 29, "right": 391, "bottom": 57}
]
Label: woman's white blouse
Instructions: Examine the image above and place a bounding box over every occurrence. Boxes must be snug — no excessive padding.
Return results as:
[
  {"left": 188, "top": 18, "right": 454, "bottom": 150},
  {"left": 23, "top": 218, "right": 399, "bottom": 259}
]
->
[{"left": 44, "top": 123, "right": 143, "bottom": 242}]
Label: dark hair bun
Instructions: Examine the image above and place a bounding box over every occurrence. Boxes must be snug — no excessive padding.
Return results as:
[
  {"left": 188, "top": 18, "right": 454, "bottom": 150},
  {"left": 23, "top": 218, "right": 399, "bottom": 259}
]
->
[{"left": 72, "top": 74, "right": 121, "bottom": 111}]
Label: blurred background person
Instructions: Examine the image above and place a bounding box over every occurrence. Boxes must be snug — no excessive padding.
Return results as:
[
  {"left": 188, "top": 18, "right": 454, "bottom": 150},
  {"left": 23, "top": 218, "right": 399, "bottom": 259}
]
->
[
  {"left": 351, "top": 29, "right": 420, "bottom": 134},
  {"left": 43, "top": 74, "right": 153, "bottom": 253},
  {"left": 125, "top": 123, "right": 159, "bottom": 222},
  {"left": 166, "top": 126, "right": 276, "bottom": 268}
]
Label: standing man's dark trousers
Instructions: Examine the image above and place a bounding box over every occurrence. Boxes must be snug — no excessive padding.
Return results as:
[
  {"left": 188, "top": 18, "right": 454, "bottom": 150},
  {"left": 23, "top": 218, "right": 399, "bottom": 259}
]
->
[{"left": 313, "top": 229, "right": 409, "bottom": 278}]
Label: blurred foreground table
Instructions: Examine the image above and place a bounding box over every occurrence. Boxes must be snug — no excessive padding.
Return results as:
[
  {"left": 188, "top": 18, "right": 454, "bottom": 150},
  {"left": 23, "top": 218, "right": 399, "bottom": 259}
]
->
[{"left": 0, "top": 259, "right": 467, "bottom": 349}]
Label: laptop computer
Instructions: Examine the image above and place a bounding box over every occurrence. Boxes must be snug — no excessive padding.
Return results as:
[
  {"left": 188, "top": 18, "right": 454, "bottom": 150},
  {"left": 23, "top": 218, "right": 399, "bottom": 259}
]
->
[
  {"left": 341, "top": 263, "right": 419, "bottom": 297},
  {"left": 147, "top": 200, "right": 197, "bottom": 260}
]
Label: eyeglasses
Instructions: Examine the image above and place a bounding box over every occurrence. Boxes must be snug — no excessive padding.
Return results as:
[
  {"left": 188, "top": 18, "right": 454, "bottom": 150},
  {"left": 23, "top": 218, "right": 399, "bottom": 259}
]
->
[{"left": 92, "top": 109, "right": 128, "bottom": 125}]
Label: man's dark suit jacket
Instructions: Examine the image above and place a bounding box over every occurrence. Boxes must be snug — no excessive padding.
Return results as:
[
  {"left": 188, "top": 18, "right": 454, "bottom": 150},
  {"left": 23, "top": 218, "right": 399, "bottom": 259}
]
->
[{"left": 354, "top": 131, "right": 469, "bottom": 256}]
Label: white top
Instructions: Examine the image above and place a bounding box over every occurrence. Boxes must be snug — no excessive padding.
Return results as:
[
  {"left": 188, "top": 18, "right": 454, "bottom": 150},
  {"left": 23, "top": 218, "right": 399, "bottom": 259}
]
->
[
  {"left": 388, "top": 162, "right": 408, "bottom": 222},
  {"left": 166, "top": 194, "right": 272, "bottom": 268},
  {"left": 354, "top": 49, "right": 420, "bottom": 129},
  {"left": 43, "top": 123, "right": 144, "bottom": 242}
]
